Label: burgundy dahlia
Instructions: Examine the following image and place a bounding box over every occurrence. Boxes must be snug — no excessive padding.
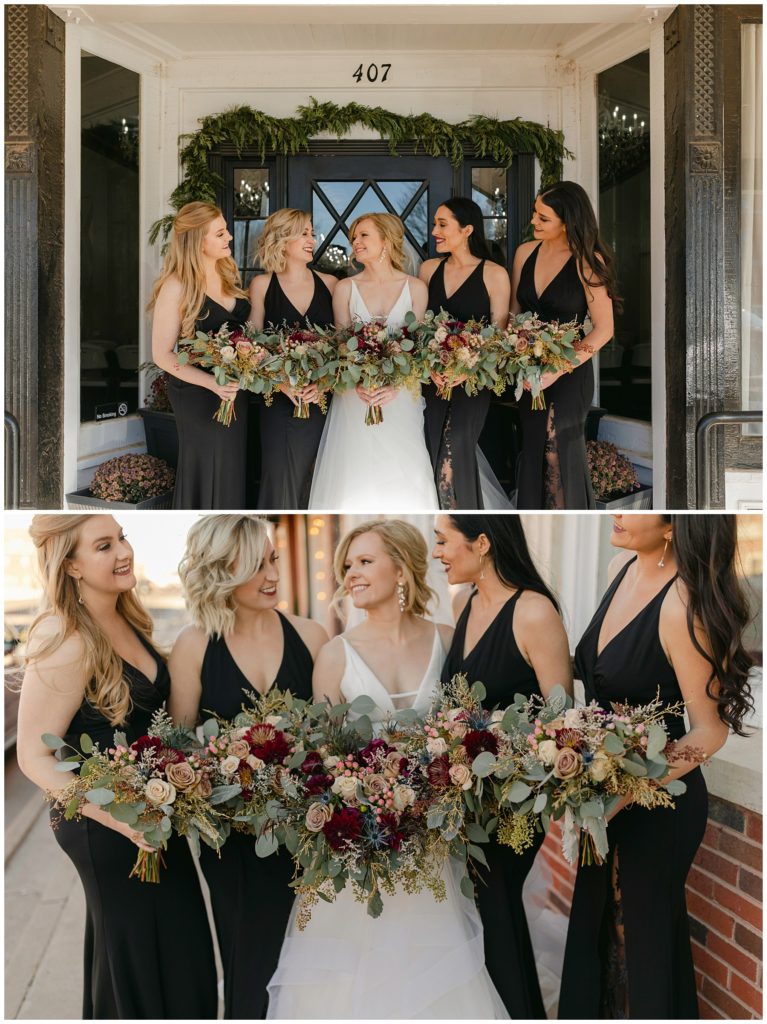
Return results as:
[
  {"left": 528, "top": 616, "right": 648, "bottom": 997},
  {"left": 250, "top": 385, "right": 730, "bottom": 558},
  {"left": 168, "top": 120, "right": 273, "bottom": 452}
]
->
[
  {"left": 378, "top": 812, "right": 405, "bottom": 851},
  {"left": 323, "top": 807, "right": 364, "bottom": 850},
  {"left": 463, "top": 729, "right": 499, "bottom": 760},
  {"left": 245, "top": 725, "right": 292, "bottom": 764},
  {"left": 131, "top": 735, "right": 162, "bottom": 757},
  {"left": 300, "top": 751, "right": 325, "bottom": 774},
  {"left": 426, "top": 753, "right": 452, "bottom": 789},
  {"left": 304, "top": 772, "right": 334, "bottom": 794},
  {"left": 359, "top": 738, "right": 393, "bottom": 765}
]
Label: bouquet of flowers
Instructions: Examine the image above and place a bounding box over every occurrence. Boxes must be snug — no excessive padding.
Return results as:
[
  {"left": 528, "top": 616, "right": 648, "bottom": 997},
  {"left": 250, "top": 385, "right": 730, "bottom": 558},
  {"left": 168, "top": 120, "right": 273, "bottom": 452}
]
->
[
  {"left": 501, "top": 312, "right": 587, "bottom": 410},
  {"left": 176, "top": 323, "right": 278, "bottom": 425},
  {"left": 333, "top": 317, "right": 420, "bottom": 425},
  {"left": 271, "top": 695, "right": 448, "bottom": 925},
  {"left": 259, "top": 325, "right": 338, "bottom": 419},
  {"left": 486, "top": 685, "right": 697, "bottom": 865},
  {"left": 412, "top": 309, "right": 504, "bottom": 401},
  {"left": 45, "top": 710, "right": 224, "bottom": 882}
]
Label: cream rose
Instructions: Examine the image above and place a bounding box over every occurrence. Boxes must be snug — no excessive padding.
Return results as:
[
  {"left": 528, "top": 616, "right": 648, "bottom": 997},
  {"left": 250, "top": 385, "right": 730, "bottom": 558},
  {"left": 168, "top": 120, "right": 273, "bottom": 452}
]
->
[
  {"left": 220, "top": 755, "right": 241, "bottom": 776},
  {"left": 563, "top": 708, "right": 583, "bottom": 729},
  {"left": 246, "top": 754, "right": 265, "bottom": 771},
  {"left": 449, "top": 763, "right": 473, "bottom": 790},
  {"left": 448, "top": 720, "right": 469, "bottom": 740},
  {"left": 194, "top": 774, "right": 213, "bottom": 799},
  {"left": 553, "top": 747, "right": 583, "bottom": 780},
  {"left": 305, "top": 802, "right": 333, "bottom": 832},
  {"left": 392, "top": 784, "right": 416, "bottom": 813},
  {"left": 227, "top": 740, "right": 250, "bottom": 760},
  {"left": 145, "top": 778, "right": 176, "bottom": 805},
  {"left": 537, "top": 739, "right": 559, "bottom": 766},
  {"left": 166, "top": 761, "right": 198, "bottom": 792},
  {"left": 383, "top": 751, "right": 404, "bottom": 780},
  {"left": 362, "top": 773, "right": 388, "bottom": 797},
  {"left": 332, "top": 775, "right": 360, "bottom": 802},
  {"left": 220, "top": 345, "right": 236, "bottom": 363},
  {"left": 426, "top": 736, "right": 449, "bottom": 757},
  {"left": 589, "top": 754, "right": 611, "bottom": 783},
  {"left": 324, "top": 755, "right": 340, "bottom": 770}
]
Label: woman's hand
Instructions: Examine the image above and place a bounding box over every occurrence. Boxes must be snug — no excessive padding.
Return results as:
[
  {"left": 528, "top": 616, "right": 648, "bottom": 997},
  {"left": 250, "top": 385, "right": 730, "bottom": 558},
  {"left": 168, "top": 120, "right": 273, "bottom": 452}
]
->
[
  {"left": 605, "top": 794, "right": 633, "bottom": 823},
  {"left": 83, "top": 804, "right": 157, "bottom": 851},
  {"left": 355, "top": 384, "right": 398, "bottom": 406},
  {"left": 430, "top": 371, "right": 467, "bottom": 389},
  {"left": 280, "top": 383, "right": 320, "bottom": 405},
  {"left": 208, "top": 380, "right": 239, "bottom": 402}
]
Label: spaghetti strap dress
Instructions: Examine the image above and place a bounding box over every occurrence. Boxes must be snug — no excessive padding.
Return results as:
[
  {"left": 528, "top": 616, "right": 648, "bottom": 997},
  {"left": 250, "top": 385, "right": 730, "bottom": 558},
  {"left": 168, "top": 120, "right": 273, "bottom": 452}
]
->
[
  {"left": 197, "top": 613, "right": 314, "bottom": 1019},
  {"left": 515, "top": 243, "right": 595, "bottom": 509},
  {"left": 423, "top": 258, "right": 494, "bottom": 509},
  {"left": 52, "top": 635, "right": 217, "bottom": 1019},
  {"left": 167, "top": 294, "right": 251, "bottom": 509},
  {"left": 441, "top": 589, "right": 547, "bottom": 1019},
  {"left": 258, "top": 271, "right": 335, "bottom": 509},
  {"left": 558, "top": 557, "right": 706, "bottom": 1019}
]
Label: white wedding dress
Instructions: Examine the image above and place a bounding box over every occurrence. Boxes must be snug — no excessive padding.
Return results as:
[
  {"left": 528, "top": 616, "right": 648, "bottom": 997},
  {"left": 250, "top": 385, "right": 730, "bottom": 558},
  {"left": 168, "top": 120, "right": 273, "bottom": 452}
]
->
[
  {"left": 266, "top": 626, "right": 509, "bottom": 1020},
  {"left": 308, "top": 280, "right": 439, "bottom": 510}
]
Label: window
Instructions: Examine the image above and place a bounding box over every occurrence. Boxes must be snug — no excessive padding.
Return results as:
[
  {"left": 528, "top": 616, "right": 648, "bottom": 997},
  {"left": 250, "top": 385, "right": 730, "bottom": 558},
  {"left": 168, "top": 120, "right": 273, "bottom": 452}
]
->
[
  {"left": 80, "top": 53, "right": 139, "bottom": 423},
  {"left": 471, "top": 167, "right": 508, "bottom": 264},
  {"left": 233, "top": 166, "right": 271, "bottom": 287}
]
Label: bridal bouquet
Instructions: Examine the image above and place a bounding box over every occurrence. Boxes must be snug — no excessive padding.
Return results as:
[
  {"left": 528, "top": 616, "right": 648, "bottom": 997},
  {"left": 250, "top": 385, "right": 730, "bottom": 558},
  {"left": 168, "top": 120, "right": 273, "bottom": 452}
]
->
[
  {"left": 45, "top": 710, "right": 223, "bottom": 882},
  {"left": 501, "top": 313, "right": 587, "bottom": 410},
  {"left": 177, "top": 323, "right": 278, "bottom": 425},
  {"left": 260, "top": 325, "right": 338, "bottom": 418},
  {"left": 333, "top": 317, "right": 420, "bottom": 425},
  {"left": 273, "top": 696, "right": 447, "bottom": 925},
  {"left": 487, "top": 686, "right": 695, "bottom": 866},
  {"left": 412, "top": 309, "right": 505, "bottom": 401}
]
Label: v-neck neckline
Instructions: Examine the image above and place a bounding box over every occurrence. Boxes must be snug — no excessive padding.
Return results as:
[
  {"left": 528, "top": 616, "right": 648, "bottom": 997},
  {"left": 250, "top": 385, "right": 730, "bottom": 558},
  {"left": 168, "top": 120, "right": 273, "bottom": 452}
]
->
[
  {"left": 440, "top": 259, "right": 483, "bottom": 302},
  {"left": 222, "top": 613, "right": 286, "bottom": 697},
  {"left": 121, "top": 631, "right": 160, "bottom": 686},
  {"left": 460, "top": 589, "right": 519, "bottom": 662},
  {"left": 595, "top": 558, "right": 677, "bottom": 661},
  {"left": 206, "top": 293, "right": 240, "bottom": 316},
  {"left": 343, "top": 627, "right": 440, "bottom": 710},
  {"left": 275, "top": 271, "right": 318, "bottom": 321},
  {"left": 531, "top": 243, "right": 573, "bottom": 303},
  {"left": 351, "top": 278, "right": 409, "bottom": 321}
]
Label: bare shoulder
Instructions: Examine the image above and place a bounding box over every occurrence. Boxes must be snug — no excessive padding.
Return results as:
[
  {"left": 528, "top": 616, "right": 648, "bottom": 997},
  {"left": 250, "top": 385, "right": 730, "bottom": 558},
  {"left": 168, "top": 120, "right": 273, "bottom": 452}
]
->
[
  {"left": 419, "top": 258, "right": 441, "bottom": 283},
  {"left": 661, "top": 577, "right": 692, "bottom": 627},
  {"left": 314, "top": 634, "right": 346, "bottom": 672},
  {"left": 407, "top": 275, "right": 428, "bottom": 299},
  {"left": 335, "top": 276, "right": 353, "bottom": 297},
  {"left": 285, "top": 614, "right": 330, "bottom": 658},
  {"left": 25, "top": 625, "right": 88, "bottom": 694},
  {"left": 515, "top": 590, "right": 561, "bottom": 629},
  {"left": 317, "top": 271, "right": 338, "bottom": 293},
  {"left": 607, "top": 550, "right": 633, "bottom": 584},
  {"left": 513, "top": 240, "right": 537, "bottom": 263},
  {"left": 170, "top": 623, "right": 208, "bottom": 660},
  {"left": 248, "top": 272, "right": 270, "bottom": 298},
  {"left": 158, "top": 274, "right": 185, "bottom": 302},
  {"left": 484, "top": 260, "right": 511, "bottom": 284}
]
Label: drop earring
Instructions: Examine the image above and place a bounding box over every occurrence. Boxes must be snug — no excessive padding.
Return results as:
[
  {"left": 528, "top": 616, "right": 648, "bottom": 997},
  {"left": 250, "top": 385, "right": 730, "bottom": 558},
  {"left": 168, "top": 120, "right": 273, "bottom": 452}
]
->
[
  {"left": 397, "top": 582, "right": 406, "bottom": 612},
  {"left": 378, "top": 245, "right": 387, "bottom": 264},
  {"left": 658, "top": 539, "right": 669, "bottom": 569},
  {"left": 479, "top": 553, "right": 485, "bottom": 581},
  {"left": 75, "top": 578, "right": 84, "bottom": 604}
]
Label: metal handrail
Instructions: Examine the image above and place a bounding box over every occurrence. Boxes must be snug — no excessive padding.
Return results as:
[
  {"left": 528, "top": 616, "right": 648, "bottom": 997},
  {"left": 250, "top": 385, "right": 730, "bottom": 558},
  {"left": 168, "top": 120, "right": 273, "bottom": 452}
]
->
[
  {"left": 4, "top": 411, "right": 20, "bottom": 509},
  {"left": 695, "top": 410, "right": 763, "bottom": 509}
]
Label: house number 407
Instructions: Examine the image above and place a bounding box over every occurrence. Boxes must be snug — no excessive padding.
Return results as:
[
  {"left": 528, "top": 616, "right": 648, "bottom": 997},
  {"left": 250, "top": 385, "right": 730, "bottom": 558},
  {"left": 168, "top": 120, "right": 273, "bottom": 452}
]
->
[{"left": 353, "top": 63, "right": 391, "bottom": 83}]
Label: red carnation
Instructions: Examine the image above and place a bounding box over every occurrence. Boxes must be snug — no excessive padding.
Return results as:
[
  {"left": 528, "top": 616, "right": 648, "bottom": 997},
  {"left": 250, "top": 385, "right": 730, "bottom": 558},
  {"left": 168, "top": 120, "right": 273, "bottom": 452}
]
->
[
  {"left": 426, "top": 753, "right": 452, "bottom": 789},
  {"left": 463, "top": 729, "right": 499, "bottom": 760},
  {"left": 323, "top": 807, "right": 364, "bottom": 850}
]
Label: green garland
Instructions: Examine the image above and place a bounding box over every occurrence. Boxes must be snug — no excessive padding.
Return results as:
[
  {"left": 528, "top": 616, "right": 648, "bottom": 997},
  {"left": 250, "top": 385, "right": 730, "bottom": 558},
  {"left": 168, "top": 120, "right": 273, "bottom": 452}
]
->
[{"left": 149, "top": 97, "right": 573, "bottom": 244}]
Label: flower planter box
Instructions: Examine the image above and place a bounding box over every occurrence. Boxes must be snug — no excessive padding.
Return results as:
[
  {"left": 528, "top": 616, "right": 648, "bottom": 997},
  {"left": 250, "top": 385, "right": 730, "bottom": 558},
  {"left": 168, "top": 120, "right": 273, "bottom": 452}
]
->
[
  {"left": 65, "top": 488, "right": 174, "bottom": 511},
  {"left": 595, "top": 486, "right": 653, "bottom": 511},
  {"left": 138, "top": 409, "right": 178, "bottom": 469}
]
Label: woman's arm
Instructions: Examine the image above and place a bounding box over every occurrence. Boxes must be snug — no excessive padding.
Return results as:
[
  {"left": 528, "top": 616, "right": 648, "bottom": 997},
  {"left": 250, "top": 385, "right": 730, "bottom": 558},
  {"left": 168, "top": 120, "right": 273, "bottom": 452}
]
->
[
  {"left": 288, "top": 615, "right": 330, "bottom": 662},
  {"left": 508, "top": 242, "right": 537, "bottom": 316},
  {"left": 408, "top": 276, "right": 428, "bottom": 320},
  {"left": 332, "top": 279, "right": 353, "bottom": 329},
  {"left": 311, "top": 636, "right": 346, "bottom": 705},
  {"left": 247, "top": 273, "right": 270, "bottom": 331},
  {"left": 484, "top": 263, "right": 511, "bottom": 329},
  {"left": 317, "top": 271, "right": 338, "bottom": 296},
  {"left": 151, "top": 278, "right": 238, "bottom": 401},
  {"left": 167, "top": 625, "right": 207, "bottom": 728},
  {"left": 418, "top": 258, "right": 440, "bottom": 290},
  {"left": 514, "top": 592, "right": 574, "bottom": 698}
]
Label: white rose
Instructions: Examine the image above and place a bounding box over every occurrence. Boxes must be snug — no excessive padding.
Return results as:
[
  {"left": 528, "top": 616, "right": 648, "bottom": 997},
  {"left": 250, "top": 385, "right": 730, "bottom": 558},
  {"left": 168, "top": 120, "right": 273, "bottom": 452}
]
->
[
  {"left": 426, "top": 736, "right": 449, "bottom": 756},
  {"left": 392, "top": 785, "right": 416, "bottom": 813},
  {"left": 323, "top": 755, "right": 340, "bottom": 770},
  {"left": 265, "top": 715, "right": 283, "bottom": 728},
  {"left": 220, "top": 755, "right": 242, "bottom": 775},
  {"left": 533, "top": 341, "right": 544, "bottom": 359},
  {"left": 434, "top": 326, "right": 448, "bottom": 342},
  {"left": 537, "top": 739, "right": 559, "bottom": 766},
  {"left": 145, "top": 778, "right": 176, "bottom": 805},
  {"left": 331, "top": 775, "right": 360, "bottom": 802},
  {"left": 589, "top": 754, "right": 611, "bottom": 783},
  {"left": 220, "top": 345, "right": 236, "bottom": 363},
  {"left": 246, "top": 755, "right": 265, "bottom": 771},
  {"left": 563, "top": 709, "right": 582, "bottom": 729}
]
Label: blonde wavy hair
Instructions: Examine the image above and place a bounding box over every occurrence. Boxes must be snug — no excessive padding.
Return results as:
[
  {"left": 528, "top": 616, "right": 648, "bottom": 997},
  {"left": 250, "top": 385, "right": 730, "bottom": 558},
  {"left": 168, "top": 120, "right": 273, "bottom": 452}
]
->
[
  {"left": 332, "top": 519, "right": 435, "bottom": 620},
  {"left": 349, "top": 212, "right": 407, "bottom": 273},
  {"left": 147, "top": 201, "right": 247, "bottom": 339},
  {"left": 257, "top": 208, "right": 312, "bottom": 274},
  {"left": 25, "top": 515, "right": 155, "bottom": 727},
  {"left": 179, "top": 515, "right": 271, "bottom": 638}
]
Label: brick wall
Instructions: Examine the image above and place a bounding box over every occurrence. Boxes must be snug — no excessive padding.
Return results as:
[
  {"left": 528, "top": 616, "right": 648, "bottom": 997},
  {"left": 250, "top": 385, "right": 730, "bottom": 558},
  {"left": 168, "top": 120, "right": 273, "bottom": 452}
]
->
[{"left": 537, "top": 797, "right": 763, "bottom": 1018}]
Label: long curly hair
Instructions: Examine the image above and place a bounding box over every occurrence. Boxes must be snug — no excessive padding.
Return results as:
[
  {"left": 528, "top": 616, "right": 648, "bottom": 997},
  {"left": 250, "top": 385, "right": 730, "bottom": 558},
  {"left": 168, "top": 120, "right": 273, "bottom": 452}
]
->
[
  {"left": 662, "top": 515, "right": 754, "bottom": 735},
  {"left": 26, "top": 515, "right": 155, "bottom": 727},
  {"left": 148, "top": 201, "right": 247, "bottom": 339}
]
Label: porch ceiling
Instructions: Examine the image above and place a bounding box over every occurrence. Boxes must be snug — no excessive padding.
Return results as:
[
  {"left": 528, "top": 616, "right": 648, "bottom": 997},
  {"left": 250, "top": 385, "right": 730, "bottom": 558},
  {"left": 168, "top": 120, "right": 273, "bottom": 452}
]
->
[{"left": 53, "top": 4, "right": 663, "bottom": 57}]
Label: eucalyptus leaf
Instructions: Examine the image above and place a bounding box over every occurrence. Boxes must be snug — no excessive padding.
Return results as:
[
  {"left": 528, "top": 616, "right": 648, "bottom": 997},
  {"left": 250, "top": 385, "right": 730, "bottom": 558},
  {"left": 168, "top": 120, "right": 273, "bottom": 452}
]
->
[
  {"left": 255, "top": 831, "right": 280, "bottom": 857},
  {"left": 646, "top": 723, "right": 668, "bottom": 759},
  {"left": 618, "top": 756, "right": 647, "bottom": 777},
  {"left": 533, "top": 792, "right": 549, "bottom": 814},
  {"left": 54, "top": 761, "right": 81, "bottom": 772},
  {"left": 109, "top": 803, "right": 139, "bottom": 825},
  {"left": 664, "top": 779, "right": 687, "bottom": 796},
  {"left": 467, "top": 843, "right": 489, "bottom": 869},
  {"left": 79, "top": 734, "right": 93, "bottom": 754},
  {"left": 505, "top": 780, "right": 533, "bottom": 803},
  {"left": 460, "top": 874, "right": 475, "bottom": 900},
  {"left": 602, "top": 731, "right": 625, "bottom": 755},
  {"left": 470, "top": 680, "right": 487, "bottom": 703},
  {"left": 202, "top": 718, "right": 219, "bottom": 741},
  {"left": 466, "top": 822, "right": 489, "bottom": 844},
  {"left": 210, "top": 784, "right": 243, "bottom": 805},
  {"left": 41, "top": 733, "right": 66, "bottom": 750},
  {"left": 85, "top": 788, "right": 115, "bottom": 804},
  {"left": 471, "top": 751, "right": 497, "bottom": 778}
]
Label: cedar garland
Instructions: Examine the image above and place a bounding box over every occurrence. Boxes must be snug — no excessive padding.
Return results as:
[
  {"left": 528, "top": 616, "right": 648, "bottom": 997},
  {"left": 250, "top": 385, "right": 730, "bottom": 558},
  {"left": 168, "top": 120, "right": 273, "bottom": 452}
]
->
[{"left": 149, "top": 97, "right": 573, "bottom": 245}]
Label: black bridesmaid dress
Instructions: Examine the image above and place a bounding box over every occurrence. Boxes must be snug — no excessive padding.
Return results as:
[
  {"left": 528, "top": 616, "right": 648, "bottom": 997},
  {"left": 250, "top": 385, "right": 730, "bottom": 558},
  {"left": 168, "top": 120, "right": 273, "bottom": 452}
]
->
[
  {"left": 197, "top": 613, "right": 314, "bottom": 1019},
  {"left": 257, "top": 271, "right": 335, "bottom": 508},
  {"left": 423, "top": 259, "right": 493, "bottom": 509},
  {"left": 442, "top": 589, "right": 547, "bottom": 1019},
  {"left": 167, "top": 294, "right": 251, "bottom": 510},
  {"left": 53, "top": 636, "right": 217, "bottom": 1019},
  {"left": 558, "top": 557, "right": 706, "bottom": 1019},
  {"left": 515, "top": 243, "right": 596, "bottom": 509}
]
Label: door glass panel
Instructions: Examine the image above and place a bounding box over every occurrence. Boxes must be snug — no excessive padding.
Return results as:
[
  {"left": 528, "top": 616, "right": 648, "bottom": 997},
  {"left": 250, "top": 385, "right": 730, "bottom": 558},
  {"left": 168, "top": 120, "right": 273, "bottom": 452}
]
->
[
  {"left": 232, "top": 167, "right": 270, "bottom": 285},
  {"left": 346, "top": 185, "right": 389, "bottom": 224},
  {"left": 404, "top": 191, "right": 429, "bottom": 248},
  {"left": 597, "top": 51, "right": 651, "bottom": 421},
  {"left": 233, "top": 220, "right": 265, "bottom": 274},
  {"left": 311, "top": 193, "right": 337, "bottom": 248},
  {"left": 317, "top": 180, "right": 364, "bottom": 213},
  {"left": 378, "top": 180, "right": 422, "bottom": 214},
  {"left": 315, "top": 228, "right": 353, "bottom": 275},
  {"left": 472, "top": 167, "right": 506, "bottom": 216}
]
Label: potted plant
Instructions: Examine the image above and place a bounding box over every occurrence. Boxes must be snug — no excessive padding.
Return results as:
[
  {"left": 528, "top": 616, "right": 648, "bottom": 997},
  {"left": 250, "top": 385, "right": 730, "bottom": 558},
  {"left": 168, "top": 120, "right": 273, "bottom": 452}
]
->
[
  {"left": 138, "top": 363, "right": 178, "bottom": 469},
  {"left": 66, "top": 453, "right": 175, "bottom": 510},
  {"left": 586, "top": 440, "right": 653, "bottom": 510}
]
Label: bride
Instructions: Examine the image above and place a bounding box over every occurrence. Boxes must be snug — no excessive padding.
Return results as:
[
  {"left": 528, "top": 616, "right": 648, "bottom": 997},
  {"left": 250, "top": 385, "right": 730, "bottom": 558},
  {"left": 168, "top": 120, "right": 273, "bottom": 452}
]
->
[
  {"left": 308, "top": 215, "right": 439, "bottom": 510},
  {"left": 267, "top": 519, "right": 507, "bottom": 1019}
]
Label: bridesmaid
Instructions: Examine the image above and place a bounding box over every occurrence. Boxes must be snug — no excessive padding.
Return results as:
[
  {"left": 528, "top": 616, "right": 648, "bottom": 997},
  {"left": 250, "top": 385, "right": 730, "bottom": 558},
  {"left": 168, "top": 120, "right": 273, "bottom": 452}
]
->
[
  {"left": 150, "top": 201, "right": 250, "bottom": 510},
  {"left": 432, "top": 514, "right": 573, "bottom": 1018},
  {"left": 420, "top": 198, "right": 511, "bottom": 509},
  {"left": 248, "top": 209, "right": 337, "bottom": 508},
  {"left": 168, "top": 514, "right": 328, "bottom": 1019},
  {"left": 558, "top": 514, "right": 753, "bottom": 1019},
  {"left": 511, "top": 181, "right": 619, "bottom": 509},
  {"left": 16, "top": 515, "right": 217, "bottom": 1020}
]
